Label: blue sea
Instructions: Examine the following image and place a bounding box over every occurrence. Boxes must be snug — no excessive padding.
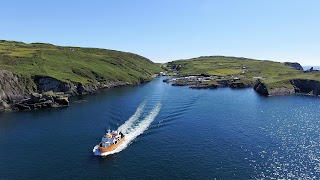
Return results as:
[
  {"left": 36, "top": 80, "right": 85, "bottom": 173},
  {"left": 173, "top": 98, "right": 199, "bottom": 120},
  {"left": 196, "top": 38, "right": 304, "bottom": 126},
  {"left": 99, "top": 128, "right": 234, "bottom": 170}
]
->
[
  {"left": 303, "top": 66, "right": 320, "bottom": 71},
  {"left": 0, "top": 77, "right": 319, "bottom": 179}
]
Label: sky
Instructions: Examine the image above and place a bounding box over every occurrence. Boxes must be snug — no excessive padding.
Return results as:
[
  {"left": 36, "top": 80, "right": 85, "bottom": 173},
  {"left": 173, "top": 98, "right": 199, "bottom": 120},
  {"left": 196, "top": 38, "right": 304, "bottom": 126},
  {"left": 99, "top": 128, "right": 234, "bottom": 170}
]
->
[{"left": 0, "top": 0, "right": 319, "bottom": 65}]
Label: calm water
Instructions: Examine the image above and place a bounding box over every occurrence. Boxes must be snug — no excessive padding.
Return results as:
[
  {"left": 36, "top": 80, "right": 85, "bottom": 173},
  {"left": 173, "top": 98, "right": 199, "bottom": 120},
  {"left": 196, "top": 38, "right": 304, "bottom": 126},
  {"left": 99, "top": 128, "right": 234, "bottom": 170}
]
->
[
  {"left": 0, "top": 77, "right": 320, "bottom": 179},
  {"left": 303, "top": 66, "right": 320, "bottom": 70}
]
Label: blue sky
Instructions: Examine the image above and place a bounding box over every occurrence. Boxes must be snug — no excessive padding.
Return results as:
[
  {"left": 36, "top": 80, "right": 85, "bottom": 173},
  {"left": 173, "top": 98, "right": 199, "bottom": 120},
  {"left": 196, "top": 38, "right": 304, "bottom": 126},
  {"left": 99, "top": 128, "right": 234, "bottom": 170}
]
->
[{"left": 0, "top": 0, "right": 319, "bottom": 65}]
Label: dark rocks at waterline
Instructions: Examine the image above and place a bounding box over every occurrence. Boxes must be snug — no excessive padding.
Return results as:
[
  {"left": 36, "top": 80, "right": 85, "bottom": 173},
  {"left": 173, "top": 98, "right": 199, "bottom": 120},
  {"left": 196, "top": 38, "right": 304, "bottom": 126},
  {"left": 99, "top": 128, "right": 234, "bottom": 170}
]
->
[
  {"left": 0, "top": 69, "right": 30, "bottom": 103},
  {"left": 254, "top": 79, "right": 320, "bottom": 96},
  {"left": 253, "top": 81, "right": 270, "bottom": 96},
  {"left": 0, "top": 69, "right": 153, "bottom": 112},
  {"left": 253, "top": 80, "right": 295, "bottom": 96},
  {"left": 164, "top": 75, "right": 254, "bottom": 90},
  {"left": 291, "top": 79, "right": 320, "bottom": 96},
  {"left": 190, "top": 84, "right": 218, "bottom": 89},
  {"left": 229, "top": 82, "right": 252, "bottom": 89},
  {"left": 172, "top": 82, "right": 198, "bottom": 86},
  {"left": 14, "top": 92, "right": 69, "bottom": 111},
  {"left": 268, "top": 88, "right": 295, "bottom": 96},
  {"left": 34, "top": 75, "right": 137, "bottom": 96},
  {"left": 163, "top": 79, "right": 171, "bottom": 83}
]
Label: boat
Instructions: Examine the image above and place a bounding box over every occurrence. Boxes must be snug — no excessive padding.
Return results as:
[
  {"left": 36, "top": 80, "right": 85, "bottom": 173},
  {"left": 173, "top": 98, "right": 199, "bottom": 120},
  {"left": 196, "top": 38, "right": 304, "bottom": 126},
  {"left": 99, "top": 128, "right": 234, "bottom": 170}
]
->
[{"left": 93, "top": 130, "right": 125, "bottom": 155}]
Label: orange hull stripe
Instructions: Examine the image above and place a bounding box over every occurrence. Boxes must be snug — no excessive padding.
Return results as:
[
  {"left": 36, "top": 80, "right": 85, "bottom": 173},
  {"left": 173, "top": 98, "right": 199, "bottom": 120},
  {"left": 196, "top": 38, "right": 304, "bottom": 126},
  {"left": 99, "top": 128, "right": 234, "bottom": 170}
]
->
[{"left": 99, "top": 137, "right": 125, "bottom": 153}]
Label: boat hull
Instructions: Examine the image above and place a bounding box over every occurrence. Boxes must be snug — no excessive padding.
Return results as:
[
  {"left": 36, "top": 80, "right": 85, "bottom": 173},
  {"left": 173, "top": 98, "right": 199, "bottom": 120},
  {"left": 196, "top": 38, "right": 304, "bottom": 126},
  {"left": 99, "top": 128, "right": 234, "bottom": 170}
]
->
[{"left": 98, "top": 137, "right": 125, "bottom": 153}]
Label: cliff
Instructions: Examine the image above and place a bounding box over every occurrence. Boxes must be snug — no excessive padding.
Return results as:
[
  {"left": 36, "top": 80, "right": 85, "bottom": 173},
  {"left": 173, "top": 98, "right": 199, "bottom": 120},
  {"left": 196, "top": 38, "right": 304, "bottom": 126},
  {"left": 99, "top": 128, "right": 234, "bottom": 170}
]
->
[
  {"left": 0, "top": 40, "right": 162, "bottom": 111},
  {"left": 0, "top": 69, "right": 31, "bottom": 110},
  {"left": 0, "top": 69, "right": 141, "bottom": 111},
  {"left": 254, "top": 79, "right": 320, "bottom": 96},
  {"left": 0, "top": 69, "right": 71, "bottom": 111},
  {"left": 291, "top": 79, "right": 320, "bottom": 96}
]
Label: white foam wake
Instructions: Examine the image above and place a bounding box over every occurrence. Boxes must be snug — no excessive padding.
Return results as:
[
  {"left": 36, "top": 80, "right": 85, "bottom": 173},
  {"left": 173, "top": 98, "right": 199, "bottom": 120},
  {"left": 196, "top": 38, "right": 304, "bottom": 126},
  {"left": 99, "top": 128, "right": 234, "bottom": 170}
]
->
[
  {"left": 93, "top": 102, "right": 161, "bottom": 156},
  {"left": 118, "top": 100, "right": 146, "bottom": 134}
]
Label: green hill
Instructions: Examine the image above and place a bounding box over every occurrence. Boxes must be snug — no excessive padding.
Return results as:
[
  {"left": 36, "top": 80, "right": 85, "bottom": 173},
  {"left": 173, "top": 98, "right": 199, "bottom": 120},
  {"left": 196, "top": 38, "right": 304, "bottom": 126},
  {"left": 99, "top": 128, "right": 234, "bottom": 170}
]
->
[
  {"left": 0, "top": 40, "right": 162, "bottom": 85},
  {"left": 0, "top": 40, "right": 163, "bottom": 111},
  {"left": 166, "top": 56, "right": 320, "bottom": 94}
]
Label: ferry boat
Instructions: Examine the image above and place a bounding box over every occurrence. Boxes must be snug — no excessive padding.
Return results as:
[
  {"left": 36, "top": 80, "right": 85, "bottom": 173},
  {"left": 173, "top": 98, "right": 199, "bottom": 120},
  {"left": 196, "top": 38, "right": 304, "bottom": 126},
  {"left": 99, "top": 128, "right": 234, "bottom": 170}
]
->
[{"left": 93, "top": 130, "right": 125, "bottom": 155}]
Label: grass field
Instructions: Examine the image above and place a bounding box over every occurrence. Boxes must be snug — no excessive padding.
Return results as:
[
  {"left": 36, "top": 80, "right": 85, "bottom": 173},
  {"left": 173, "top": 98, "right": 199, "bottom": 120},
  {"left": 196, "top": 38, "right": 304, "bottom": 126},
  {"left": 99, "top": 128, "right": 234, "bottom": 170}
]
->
[
  {"left": 0, "top": 40, "right": 162, "bottom": 85},
  {"left": 167, "top": 56, "right": 320, "bottom": 89}
]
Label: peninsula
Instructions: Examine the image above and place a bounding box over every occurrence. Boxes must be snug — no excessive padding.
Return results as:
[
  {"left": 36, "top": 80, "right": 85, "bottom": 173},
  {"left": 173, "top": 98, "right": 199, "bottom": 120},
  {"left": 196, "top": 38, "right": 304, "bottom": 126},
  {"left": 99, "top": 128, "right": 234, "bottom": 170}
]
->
[
  {"left": 163, "top": 56, "right": 320, "bottom": 96},
  {"left": 0, "top": 40, "right": 162, "bottom": 111},
  {"left": 1, "top": 40, "right": 319, "bottom": 112}
]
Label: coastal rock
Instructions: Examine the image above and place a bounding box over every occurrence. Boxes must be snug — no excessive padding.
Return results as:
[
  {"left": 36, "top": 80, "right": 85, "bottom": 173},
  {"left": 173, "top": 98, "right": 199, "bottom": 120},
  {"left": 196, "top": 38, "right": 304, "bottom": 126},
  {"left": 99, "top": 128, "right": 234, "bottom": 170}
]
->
[
  {"left": 291, "top": 79, "right": 320, "bottom": 96},
  {"left": 254, "top": 79, "right": 320, "bottom": 96},
  {"left": 190, "top": 84, "right": 218, "bottom": 89},
  {"left": 163, "top": 79, "right": 171, "bottom": 83},
  {"left": 268, "top": 87, "right": 295, "bottom": 96},
  {"left": 53, "top": 96, "right": 69, "bottom": 106},
  {"left": 77, "top": 83, "right": 98, "bottom": 94},
  {"left": 253, "top": 80, "right": 269, "bottom": 96},
  {"left": 13, "top": 92, "right": 69, "bottom": 110},
  {"left": 0, "top": 69, "right": 30, "bottom": 103},
  {"left": 0, "top": 70, "right": 145, "bottom": 111},
  {"left": 254, "top": 80, "right": 294, "bottom": 96},
  {"left": 16, "top": 103, "right": 32, "bottom": 110},
  {"left": 34, "top": 76, "right": 76, "bottom": 94},
  {"left": 229, "top": 82, "right": 251, "bottom": 89},
  {"left": 0, "top": 101, "right": 10, "bottom": 111},
  {"left": 284, "top": 62, "right": 304, "bottom": 71},
  {"left": 217, "top": 80, "right": 230, "bottom": 87},
  {"left": 172, "top": 82, "right": 197, "bottom": 86}
]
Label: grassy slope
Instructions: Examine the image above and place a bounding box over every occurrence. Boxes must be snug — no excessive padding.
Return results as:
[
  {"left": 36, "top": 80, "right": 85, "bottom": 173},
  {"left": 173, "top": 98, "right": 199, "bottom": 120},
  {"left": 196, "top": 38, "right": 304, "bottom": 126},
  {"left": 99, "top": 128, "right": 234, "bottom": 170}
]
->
[
  {"left": 169, "top": 56, "right": 320, "bottom": 89},
  {"left": 0, "top": 40, "right": 162, "bottom": 85}
]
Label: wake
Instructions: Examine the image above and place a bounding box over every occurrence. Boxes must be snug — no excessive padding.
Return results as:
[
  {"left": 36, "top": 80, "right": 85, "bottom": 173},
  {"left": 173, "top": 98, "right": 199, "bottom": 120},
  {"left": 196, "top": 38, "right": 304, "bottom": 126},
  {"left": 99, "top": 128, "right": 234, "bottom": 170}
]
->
[{"left": 93, "top": 100, "right": 161, "bottom": 156}]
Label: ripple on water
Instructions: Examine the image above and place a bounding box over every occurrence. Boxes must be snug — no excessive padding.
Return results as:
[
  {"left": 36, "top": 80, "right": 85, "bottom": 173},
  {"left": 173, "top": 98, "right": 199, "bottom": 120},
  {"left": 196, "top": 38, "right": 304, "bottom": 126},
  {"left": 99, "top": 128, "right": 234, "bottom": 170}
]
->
[{"left": 253, "top": 107, "right": 320, "bottom": 179}]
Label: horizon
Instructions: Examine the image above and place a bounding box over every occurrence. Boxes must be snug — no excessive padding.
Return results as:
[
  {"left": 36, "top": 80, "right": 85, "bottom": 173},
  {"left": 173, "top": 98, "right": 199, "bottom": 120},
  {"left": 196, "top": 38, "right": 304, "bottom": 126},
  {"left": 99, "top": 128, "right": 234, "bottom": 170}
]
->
[{"left": 1, "top": 0, "right": 319, "bottom": 66}]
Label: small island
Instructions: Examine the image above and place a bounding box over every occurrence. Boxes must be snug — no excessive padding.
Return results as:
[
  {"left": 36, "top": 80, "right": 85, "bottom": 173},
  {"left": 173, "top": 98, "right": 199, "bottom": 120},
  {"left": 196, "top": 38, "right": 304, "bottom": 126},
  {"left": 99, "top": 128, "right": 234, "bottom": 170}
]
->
[{"left": 162, "top": 56, "right": 320, "bottom": 97}]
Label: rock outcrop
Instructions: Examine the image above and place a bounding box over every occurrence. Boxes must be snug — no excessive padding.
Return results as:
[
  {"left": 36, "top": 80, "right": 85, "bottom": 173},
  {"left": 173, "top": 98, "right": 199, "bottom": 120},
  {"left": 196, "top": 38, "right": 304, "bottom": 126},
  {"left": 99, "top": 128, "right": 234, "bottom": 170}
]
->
[
  {"left": 34, "top": 76, "right": 76, "bottom": 94},
  {"left": 284, "top": 62, "right": 304, "bottom": 71},
  {"left": 190, "top": 84, "right": 218, "bottom": 89},
  {"left": 229, "top": 82, "right": 252, "bottom": 89},
  {"left": 291, "top": 79, "right": 320, "bottom": 96},
  {"left": 14, "top": 92, "right": 69, "bottom": 111},
  {"left": 267, "top": 87, "right": 295, "bottom": 96},
  {"left": 253, "top": 80, "right": 269, "bottom": 96},
  {"left": 0, "top": 69, "right": 32, "bottom": 111},
  {"left": 254, "top": 80, "right": 295, "bottom": 96},
  {"left": 0, "top": 71, "right": 72, "bottom": 111},
  {"left": 254, "top": 79, "right": 320, "bottom": 96},
  {"left": 0, "top": 70, "right": 146, "bottom": 111},
  {"left": 0, "top": 69, "right": 30, "bottom": 103},
  {"left": 34, "top": 75, "right": 132, "bottom": 95}
]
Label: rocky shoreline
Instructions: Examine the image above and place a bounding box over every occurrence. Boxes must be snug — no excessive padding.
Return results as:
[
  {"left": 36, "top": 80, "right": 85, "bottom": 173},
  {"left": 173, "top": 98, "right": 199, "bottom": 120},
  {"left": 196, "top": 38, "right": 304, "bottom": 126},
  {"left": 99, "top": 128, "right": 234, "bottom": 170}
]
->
[
  {"left": 163, "top": 75, "right": 320, "bottom": 97},
  {"left": 254, "top": 79, "right": 320, "bottom": 96},
  {"left": 0, "top": 69, "right": 154, "bottom": 112},
  {"left": 163, "top": 75, "right": 253, "bottom": 90},
  {"left": 14, "top": 92, "right": 69, "bottom": 111}
]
